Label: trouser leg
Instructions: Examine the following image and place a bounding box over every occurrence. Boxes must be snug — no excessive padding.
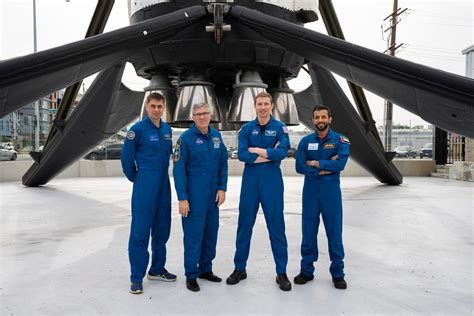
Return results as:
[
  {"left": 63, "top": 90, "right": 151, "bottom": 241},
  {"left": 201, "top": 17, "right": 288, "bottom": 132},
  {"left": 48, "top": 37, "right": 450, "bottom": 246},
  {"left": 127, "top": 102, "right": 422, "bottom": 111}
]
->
[
  {"left": 260, "top": 170, "right": 288, "bottom": 274},
  {"left": 198, "top": 201, "right": 219, "bottom": 274},
  {"left": 233, "top": 173, "right": 259, "bottom": 271},
  {"left": 149, "top": 177, "right": 171, "bottom": 275},
  {"left": 300, "top": 180, "right": 321, "bottom": 276},
  {"left": 321, "top": 184, "right": 345, "bottom": 278},
  {"left": 129, "top": 172, "right": 160, "bottom": 283},
  {"left": 182, "top": 209, "right": 206, "bottom": 279}
]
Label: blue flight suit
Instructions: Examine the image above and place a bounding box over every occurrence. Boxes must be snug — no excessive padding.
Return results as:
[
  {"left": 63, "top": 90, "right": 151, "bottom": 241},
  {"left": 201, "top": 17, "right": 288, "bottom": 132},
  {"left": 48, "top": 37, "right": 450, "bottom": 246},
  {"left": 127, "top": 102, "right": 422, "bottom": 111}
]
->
[
  {"left": 173, "top": 125, "right": 228, "bottom": 279},
  {"left": 233, "top": 116, "right": 290, "bottom": 274},
  {"left": 295, "top": 128, "right": 350, "bottom": 278},
  {"left": 121, "top": 117, "right": 173, "bottom": 283}
]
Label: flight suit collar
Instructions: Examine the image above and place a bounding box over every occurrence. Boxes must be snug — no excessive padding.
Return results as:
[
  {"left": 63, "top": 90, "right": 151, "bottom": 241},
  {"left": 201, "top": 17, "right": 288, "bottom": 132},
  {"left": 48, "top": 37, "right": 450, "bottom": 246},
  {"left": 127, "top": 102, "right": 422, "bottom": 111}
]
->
[
  {"left": 314, "top": 128, "right": 335, "bottom": 142},
  {"left": 144, "top": 116, "right": 163, "bottom": 129},
  {"left": 190, "top": 124, "right": 210, "bottom": 139},
  {"left": 252, "top": 115, "right": 276, "bottom": 128}
]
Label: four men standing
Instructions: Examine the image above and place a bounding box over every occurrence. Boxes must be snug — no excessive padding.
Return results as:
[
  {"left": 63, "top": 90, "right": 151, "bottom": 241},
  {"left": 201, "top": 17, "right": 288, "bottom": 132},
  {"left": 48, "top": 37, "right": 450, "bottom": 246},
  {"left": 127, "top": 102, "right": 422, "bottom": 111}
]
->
[{"left": 121, "top": 93, "right": 350, "bottom": 294}]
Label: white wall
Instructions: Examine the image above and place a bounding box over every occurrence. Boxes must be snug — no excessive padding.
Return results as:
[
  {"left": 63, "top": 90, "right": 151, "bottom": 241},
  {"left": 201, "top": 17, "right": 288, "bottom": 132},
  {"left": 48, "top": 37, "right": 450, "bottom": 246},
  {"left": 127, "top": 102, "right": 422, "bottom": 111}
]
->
[{"left": 0, "top": 158, "right": 436, "bottom": 183}]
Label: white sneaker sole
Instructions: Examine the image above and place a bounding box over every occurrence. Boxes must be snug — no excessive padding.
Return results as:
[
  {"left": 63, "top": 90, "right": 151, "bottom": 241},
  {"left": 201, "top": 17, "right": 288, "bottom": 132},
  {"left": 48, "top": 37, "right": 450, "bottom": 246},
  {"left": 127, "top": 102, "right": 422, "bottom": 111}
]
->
[{"left": 147, "top": 274, "right": 177, "bottom": 282}]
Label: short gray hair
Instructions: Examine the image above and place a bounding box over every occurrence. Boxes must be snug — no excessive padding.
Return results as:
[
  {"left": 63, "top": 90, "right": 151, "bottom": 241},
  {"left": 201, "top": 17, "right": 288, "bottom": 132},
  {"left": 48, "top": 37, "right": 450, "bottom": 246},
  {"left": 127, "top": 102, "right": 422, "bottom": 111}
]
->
[{"left": 192, "top": 102, "right": 209, "bottom": 113}]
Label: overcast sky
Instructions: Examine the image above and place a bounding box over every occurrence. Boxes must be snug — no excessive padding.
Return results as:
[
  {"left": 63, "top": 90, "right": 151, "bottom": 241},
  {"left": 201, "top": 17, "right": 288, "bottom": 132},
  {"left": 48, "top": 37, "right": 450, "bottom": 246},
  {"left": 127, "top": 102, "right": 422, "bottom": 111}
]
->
[{"left": 0, "top": 0, "right": 472, "bottom": 127}]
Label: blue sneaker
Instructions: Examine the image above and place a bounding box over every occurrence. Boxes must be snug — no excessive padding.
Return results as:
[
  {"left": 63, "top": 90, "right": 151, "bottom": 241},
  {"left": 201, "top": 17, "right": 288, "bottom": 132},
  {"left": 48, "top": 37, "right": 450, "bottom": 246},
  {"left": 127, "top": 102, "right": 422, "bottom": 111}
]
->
[
  {"left": 147, "top": 270, "right": 177, "bottom": 282},
  {"left": 129, "top": 282, "right": 143, "bottom": 294}
]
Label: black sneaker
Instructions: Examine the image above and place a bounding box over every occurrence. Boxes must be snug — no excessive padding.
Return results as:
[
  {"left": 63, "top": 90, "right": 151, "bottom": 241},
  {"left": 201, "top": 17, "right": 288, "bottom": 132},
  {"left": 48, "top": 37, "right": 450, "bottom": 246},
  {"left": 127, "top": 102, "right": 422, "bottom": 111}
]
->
[
  {"left": 276, "top": 273, "right": 292, "bottom": 291},
  {"left": 147, "top": 271, "right": 177, "bottom": 282},
  {"left": 129, "top": 282, "right": 143, "bottom": 294},
  {"left": 226, "top": 270, "right": 247, "bottom": 285},
  {"left": 294, "top": 273, "right": 314, "bottom": 285},
  {"left": 333, "top": 277, "right": 347, "bottom": 289},
  {"left": 199, "top": 272, "right": 222, "bottom": 282},
  {"left": 186, "top": 278, "right": 200, "bottom": 292}
]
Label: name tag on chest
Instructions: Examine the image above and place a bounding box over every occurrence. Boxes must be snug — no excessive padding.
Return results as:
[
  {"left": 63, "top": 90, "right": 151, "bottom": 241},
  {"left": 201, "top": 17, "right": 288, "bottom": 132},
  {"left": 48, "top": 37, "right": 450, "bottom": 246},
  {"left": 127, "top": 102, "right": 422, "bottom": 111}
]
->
[
  {"left": 308, "top": 143, "right": 319, "bottom": 151},
  {"left": 149, "top": 134, "right": 160, "bottom": 142},
  {"left": 212, "top": 137, "right": 221, "bottom": 149}
]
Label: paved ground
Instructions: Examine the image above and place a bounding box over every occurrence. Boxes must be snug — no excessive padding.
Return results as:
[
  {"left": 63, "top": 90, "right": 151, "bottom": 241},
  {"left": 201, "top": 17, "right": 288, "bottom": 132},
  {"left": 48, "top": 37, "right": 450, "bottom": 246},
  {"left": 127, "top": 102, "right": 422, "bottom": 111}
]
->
[{"left": 0, "top": 176, "right": 472, "bottom": 315}]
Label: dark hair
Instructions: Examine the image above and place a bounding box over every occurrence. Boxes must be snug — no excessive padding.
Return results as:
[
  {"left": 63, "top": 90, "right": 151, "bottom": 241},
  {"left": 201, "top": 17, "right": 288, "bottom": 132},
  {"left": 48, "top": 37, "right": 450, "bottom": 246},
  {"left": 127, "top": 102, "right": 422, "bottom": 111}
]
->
[
  {"left": 312, "top": 105, "right": 331, "bottom": 117},
  {"left": 254, "top": 91, "right": 273, "bottom": 104},
  {"left": 146, "top": 92, "right": 165, "bottom": 105}
]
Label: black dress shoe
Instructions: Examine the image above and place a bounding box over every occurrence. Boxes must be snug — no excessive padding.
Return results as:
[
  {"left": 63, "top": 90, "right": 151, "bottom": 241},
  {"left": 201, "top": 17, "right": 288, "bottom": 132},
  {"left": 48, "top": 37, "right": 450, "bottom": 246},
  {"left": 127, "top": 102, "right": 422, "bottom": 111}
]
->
[
  {"left": 198, "top": 272, "right": 222, "bottom": 282},
  {"left": 294, "top": 273, "right": 314, "bottom": 285},
  {"left": 186, "top": 278, "right": 200, "bottom": 292},
  {"left": 276, "top": 273, "right": 292, "bottom": 291},
  {"left": 333, "top": 277, "right": 347, "bottom": 289},
  {"left": 226, "top": 270, "right": 247, "bottom": 285}
]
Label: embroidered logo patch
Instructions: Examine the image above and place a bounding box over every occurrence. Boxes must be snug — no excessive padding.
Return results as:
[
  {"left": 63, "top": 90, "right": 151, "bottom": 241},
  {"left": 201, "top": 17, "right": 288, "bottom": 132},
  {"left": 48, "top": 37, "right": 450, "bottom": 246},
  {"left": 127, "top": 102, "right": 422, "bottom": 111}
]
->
[
  {"left": 340, "top": 136, "right": 350, "bottom": 144},
  {"left": 212, "top": 137, "right": 221, "bottom": 148},
  {"left": 252, "top": 129, "right": 259, "bottom": 135},
  {"left": 282, "top": 126, "right": 288, "bottom": 134},
  {"left": 308, "top": 143, "right": 319, "bottom": 151},
  {"left": 127, "top": 131, "right": 135, "bottom": 140},
  {"left": 164, "top": 134, "right": 172, "bottom": 141},
  {"left": 265, "top": 130, "right": 276, "bottom": 136},
  {"left": 173, "top": 138, "right": 182, "bottom": 162},
  {"left": 149, "top": 134, "right": 159, "bottom": 142},
  {"left": 324, "top": 143, "right": 336, "bottom": 149},
  {"left": 196, "top": 138, "right": 204, "bottom": 145}
]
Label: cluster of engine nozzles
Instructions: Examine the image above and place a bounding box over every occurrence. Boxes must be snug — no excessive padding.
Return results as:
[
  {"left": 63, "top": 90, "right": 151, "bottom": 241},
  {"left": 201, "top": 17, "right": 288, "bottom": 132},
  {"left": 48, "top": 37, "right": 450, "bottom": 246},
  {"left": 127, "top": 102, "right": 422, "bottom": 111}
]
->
[{"left": 140, "top": 70, "right": 299, "bottom": 130}]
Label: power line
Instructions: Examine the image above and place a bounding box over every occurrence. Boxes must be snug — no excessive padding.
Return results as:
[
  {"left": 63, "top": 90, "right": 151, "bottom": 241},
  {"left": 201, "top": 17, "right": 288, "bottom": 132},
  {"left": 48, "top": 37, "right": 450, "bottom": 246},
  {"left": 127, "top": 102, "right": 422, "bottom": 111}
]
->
[
  {"left": 414, "top": 9, "right": 473, "bottom": 22},
  {"left": 404, "top": 48, "right": 463, "bottom": 58},
  {"left": 399, "top": 52, "right": 464, "bottom": 62},
  {"left": 408, "top": 44, "right": 463, "bottom": 53}
]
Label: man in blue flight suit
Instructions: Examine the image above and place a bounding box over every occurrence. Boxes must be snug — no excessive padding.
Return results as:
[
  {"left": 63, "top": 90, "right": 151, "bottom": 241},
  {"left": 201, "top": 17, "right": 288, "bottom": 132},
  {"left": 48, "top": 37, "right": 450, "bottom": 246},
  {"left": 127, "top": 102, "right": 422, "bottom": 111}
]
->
[
  {"left": 121, "top": 92, "right": 177, "bottom": 294},
  {"left": 226, "top": 92, "right": 292, "bottom": 291},
  {"left": 173, "top": 102, "right": 228, "bottom": 292},
  {"left": 294, "top": 105, "right": 350, "bottom": 290}
]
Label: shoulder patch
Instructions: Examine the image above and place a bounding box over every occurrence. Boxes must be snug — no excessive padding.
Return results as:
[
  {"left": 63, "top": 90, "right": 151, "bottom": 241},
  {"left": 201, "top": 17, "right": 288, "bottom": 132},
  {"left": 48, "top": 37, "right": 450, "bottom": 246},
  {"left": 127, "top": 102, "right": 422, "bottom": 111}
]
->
[
  {"left": 282, "top": 126, "right": 288, "bottom": 134},
  {"left": 340, "top": 136, "right": 350, "bottom": 144},
  {"left": 127, "top": 131, "right": 135, "bottom": 140},
  {"left": 173, "top": 138, "right": 182, "bottom": 162}
]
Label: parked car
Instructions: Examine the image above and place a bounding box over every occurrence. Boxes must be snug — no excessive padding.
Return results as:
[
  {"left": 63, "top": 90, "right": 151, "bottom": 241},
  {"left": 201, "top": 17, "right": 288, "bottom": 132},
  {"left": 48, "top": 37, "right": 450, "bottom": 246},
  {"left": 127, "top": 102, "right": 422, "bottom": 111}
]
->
[
  {"left": 0, "top": 142, "right": 15, "bottom": 150},
  {"left": 227, "top": 147, "right": 235, "bottom": 158},
  {"left": 230, "top": 150, "right": 238, "bottom": 159},
  {"left": 84, "top": 143, "right": 123, "bottom": 160},
  {"left": 0, "top": 144, "right": 17, "bottom": 161},
  {"left": 394, "top": 145, "right": 417, "bottom": 158},
  {"left": 419, "top": 143, "right": 432, "bottom": 158},
  {"left": 286, "top": 147, "right": 297, "bottom": 158}
]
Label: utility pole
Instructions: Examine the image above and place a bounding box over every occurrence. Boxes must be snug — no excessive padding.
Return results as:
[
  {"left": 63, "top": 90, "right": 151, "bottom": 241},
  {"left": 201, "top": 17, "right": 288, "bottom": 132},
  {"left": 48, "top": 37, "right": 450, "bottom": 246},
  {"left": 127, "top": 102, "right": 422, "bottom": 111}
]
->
[
  {"left": 33, "top": 0, "right": 40, "bottom": 151},
  {"left": 382, "top": 0, "right": 407, "bottom": 152}
]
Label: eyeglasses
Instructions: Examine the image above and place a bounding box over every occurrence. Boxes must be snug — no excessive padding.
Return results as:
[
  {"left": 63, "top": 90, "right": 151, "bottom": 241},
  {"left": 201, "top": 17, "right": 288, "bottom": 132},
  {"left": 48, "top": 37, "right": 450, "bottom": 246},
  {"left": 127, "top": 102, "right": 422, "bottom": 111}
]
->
[{"left": 192, "top": 112, "right": 210, "bottom": 117}]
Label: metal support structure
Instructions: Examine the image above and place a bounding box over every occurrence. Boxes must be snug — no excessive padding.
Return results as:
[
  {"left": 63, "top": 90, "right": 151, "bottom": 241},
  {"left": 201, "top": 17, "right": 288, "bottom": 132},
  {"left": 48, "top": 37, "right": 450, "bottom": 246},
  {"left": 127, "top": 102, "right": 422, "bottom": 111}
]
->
[
  {"left": 382, "top": 0, "right": 404, "bottom": 152},
  {"left": 43, "top": 0, "right": 115, "bottom": 152},
  {"left": 205, "top": 1, "right": 232, "bottom": 44},
  {"left": 435, "top": 127, "right": 448, "bottom": 165},
  {"left": 318, "top": 0, "right": 383, "bottom": 149},
  {"left": 33, "top": 0, "right": 40, "bottom": 151}
]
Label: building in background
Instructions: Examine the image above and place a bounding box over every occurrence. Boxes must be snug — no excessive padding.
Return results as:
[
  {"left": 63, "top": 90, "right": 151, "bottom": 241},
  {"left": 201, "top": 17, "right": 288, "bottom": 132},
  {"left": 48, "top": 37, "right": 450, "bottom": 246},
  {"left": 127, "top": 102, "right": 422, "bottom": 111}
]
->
[{"left": 0, "top": 90, "right": 65, "bottom": 151}]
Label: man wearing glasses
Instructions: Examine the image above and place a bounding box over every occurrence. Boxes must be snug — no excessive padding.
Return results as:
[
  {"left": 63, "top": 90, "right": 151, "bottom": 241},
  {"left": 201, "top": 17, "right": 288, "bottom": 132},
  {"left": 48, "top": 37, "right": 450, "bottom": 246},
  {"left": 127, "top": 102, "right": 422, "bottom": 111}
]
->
[{"left": 173, "top": 103, "right": 228, "bottom": 292}]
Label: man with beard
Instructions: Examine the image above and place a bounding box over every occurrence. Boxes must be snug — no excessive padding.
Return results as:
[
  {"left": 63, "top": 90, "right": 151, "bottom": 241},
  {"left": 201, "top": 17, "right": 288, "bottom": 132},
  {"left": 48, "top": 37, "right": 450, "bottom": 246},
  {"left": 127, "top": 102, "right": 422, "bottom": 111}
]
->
[{"left": 294, "top": 105, "right": 350, "bottom": 290}]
